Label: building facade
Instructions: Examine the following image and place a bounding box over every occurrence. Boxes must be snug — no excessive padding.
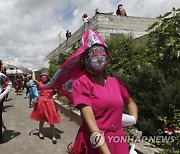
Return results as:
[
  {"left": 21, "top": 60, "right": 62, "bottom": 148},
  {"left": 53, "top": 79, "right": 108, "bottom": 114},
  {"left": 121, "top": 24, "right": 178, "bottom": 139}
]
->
[{"left": 44, "top": 13, "right": 157, "bottom": 64}]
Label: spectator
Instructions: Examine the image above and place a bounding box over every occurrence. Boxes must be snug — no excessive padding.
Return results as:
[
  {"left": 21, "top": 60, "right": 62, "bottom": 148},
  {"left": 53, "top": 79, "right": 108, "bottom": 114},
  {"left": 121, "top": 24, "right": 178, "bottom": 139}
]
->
[
  {"left": 66, "top": 30, "right": 71, "bottom": 39},
  {"left": 1, "top": 67, "right": 10, "bottom": 101},
  {"left": 116, "top": 4, "right": 127, "bottom": 16},
  {"left": 82, "top": 13, "right": 91, "bottom": 23},
  {"left": 24, "top": 77, "right": 29, "bottom": 99},
  {"left": 26, "top": 74, "right": 39, "bottom": 108},
  {"left": 0, "top": 60, "right": 12, "bottom": 143},
  {"left": 95, "top": 9, "right": 99, "bottom": 15},
  {"left": 14, "top": 76, "right": 22, "bottom": 95}
]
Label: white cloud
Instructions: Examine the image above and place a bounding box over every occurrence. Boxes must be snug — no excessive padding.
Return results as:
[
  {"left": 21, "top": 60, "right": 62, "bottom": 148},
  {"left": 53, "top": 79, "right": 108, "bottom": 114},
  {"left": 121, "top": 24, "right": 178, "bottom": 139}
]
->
[{"left": 0, "top": 0, "right": 179, "bottom": 70}]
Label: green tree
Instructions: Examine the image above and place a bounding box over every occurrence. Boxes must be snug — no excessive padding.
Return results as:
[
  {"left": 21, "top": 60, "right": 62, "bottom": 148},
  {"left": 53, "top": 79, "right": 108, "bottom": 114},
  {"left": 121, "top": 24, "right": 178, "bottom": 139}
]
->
[
  {"left": 105, "top": 34, "right": 165, "bottom": 135},
  {"left": 48, "top": 51, "right": 73, "bottom": 76},
  {"left": 147, "top": 7, "right": 180, "bottom": 79},
  {"left": 48, "top": 58, "right": 60, "bottom": 76},
  {"left": 106, "top": 34, "right": 147, "bottom": 77},
  {"left": 146, "top": 8, "right": 180, "bottom": 153}
]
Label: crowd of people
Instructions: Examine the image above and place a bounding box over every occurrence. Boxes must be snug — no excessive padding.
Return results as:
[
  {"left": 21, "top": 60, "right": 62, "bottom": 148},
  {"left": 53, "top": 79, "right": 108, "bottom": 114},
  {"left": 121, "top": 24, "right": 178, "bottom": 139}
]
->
[
  {"left": 0, "top": 3, "right": 140, "bottom": 153},
  {"left": 0, "top": 28, "right": 138, "bottom": 153},
  {"left": 0, "top": 59, "right": 60, "bottom": 144},
  {"left": 66, "top": 4, "right": 127, "bottom": 40},
  {"left": 1, "top": 29, "right": 138, "bottom": 153},
  {"left": 82, "top": 4, "right": 127, "bottom": 23}
]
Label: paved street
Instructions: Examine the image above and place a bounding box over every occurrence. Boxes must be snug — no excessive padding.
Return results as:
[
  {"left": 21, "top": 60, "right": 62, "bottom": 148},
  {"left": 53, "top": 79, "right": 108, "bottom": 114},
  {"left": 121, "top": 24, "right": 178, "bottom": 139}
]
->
[{"left": 0, "top": 89, "right": 79, "bottom": 154}]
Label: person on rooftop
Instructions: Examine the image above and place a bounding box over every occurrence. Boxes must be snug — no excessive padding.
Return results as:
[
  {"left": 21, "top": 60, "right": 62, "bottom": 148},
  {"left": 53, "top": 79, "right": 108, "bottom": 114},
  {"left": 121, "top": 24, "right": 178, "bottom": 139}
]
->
[
  {"left": 116, "top": 4, "right": 127, "bottom": 16},
  {"left": 82, "top": 13, "right": 91, "bottom": 23}
]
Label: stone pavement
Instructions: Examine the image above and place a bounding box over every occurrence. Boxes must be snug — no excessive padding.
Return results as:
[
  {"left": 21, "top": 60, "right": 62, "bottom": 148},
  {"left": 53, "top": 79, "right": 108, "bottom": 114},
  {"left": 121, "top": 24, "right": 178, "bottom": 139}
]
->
[{"left": 0, "top": 89, "right": 79, "bottom": 154}]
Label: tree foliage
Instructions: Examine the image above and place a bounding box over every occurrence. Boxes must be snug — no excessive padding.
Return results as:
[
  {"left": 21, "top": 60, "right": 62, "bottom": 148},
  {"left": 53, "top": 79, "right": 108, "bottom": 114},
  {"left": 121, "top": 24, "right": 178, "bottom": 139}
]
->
[
  {"left": 106, "top": 35, "right": 165, "bottom": 136},
  {"left": 147, "top": 7, "right": 180, "bottom": 79},
  {"left": 106, "top": 34, "right": 147, "bottom": 77},
  {"left": 147, "top": 9, "right": 180, "bottom": 153},
  {"left": 48, "top": 50, "right": 73, "bottom": 76},
  {"left": 48, "top": 58, "right": 60, "bottom": 76}
]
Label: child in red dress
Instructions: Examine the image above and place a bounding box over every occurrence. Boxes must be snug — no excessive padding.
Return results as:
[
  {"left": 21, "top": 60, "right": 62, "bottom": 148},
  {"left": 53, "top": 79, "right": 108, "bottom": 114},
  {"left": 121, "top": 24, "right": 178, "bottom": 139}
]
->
[{"left": 30, "top": 74, "right": 60, "bottom": 144}]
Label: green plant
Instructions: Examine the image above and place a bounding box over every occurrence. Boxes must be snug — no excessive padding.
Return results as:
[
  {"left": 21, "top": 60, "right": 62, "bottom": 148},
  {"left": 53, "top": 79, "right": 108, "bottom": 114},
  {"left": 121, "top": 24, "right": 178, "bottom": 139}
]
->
[{"left": 147, "top": 7, "right": 180, "bottom": 78}]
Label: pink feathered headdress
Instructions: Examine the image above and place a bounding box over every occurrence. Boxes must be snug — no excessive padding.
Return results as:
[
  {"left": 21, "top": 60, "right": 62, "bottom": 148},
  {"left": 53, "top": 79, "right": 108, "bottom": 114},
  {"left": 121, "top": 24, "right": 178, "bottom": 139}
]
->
[{"left": 44, "top": 30, "right": 107, "bottom": 102}]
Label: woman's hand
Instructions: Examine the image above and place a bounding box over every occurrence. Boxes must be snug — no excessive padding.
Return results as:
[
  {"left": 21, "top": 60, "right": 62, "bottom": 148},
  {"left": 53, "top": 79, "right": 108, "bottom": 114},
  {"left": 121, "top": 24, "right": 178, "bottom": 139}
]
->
[{"left": 52, "top": 94, "right": 59, "bottom": 100}]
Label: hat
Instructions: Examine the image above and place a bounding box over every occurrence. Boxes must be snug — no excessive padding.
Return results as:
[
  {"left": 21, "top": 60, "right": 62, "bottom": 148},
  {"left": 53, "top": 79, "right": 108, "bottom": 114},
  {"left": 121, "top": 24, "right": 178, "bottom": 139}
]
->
[{"left": 44, "top": 30, "right": 107, "bottom": 102}]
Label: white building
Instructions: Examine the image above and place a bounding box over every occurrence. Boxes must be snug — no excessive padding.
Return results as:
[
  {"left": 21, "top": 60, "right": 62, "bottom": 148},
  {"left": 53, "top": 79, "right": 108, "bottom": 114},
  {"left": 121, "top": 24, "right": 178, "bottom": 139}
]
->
[{"left": 45, "top": 13, "right": 157, "bottom": 63}]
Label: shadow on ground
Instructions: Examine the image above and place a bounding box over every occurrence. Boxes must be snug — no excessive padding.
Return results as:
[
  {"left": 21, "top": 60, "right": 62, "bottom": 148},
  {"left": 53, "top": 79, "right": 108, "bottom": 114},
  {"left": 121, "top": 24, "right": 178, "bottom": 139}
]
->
[
  {"left": 2, "top": 129, "right": 21, "bottom": 143},
  {"left": 29, "top": 127, "right": 64, "bottom": 139},
  {"left": 3, "top": 105, "right": 14, "bottom": 111}
]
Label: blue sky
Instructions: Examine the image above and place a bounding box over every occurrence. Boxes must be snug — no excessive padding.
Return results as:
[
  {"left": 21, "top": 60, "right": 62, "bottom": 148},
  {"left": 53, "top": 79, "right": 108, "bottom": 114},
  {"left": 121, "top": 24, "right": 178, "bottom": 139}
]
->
[{"left": 0, "top": 0, "right": 179, "bottom": 70}]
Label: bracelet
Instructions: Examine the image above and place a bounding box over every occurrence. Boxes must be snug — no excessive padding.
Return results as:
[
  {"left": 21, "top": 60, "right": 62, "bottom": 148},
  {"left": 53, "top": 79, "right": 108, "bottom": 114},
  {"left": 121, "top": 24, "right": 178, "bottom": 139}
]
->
[{"left": 90, "top": 131, "right": 105, "bottom": 148}]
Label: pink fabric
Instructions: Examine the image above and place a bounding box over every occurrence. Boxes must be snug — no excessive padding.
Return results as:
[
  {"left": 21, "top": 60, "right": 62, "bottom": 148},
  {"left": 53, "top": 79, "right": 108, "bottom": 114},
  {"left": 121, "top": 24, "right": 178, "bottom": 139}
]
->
[
  {"left": 30, "top": 82, "right": 60, "bottom": 125},
  {"left": 43, "top": 30, "right": 108, "bottom": 103},
  {"left": 81, "top": 30, "right": 107, "bottom": 49},
  {"left": 72, "top": 75, "right": 130, "bottom": 154}
]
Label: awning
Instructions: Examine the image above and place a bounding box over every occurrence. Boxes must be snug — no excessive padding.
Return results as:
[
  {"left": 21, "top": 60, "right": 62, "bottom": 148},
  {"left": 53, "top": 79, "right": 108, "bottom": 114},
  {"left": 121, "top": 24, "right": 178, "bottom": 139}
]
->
[{"left": 6, "top": 69, "right": 23, "bottom": 75}]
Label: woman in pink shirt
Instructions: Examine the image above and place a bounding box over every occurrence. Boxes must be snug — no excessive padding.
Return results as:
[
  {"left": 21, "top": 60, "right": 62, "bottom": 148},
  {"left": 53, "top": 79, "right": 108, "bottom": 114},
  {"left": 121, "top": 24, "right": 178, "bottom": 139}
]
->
[
  {"left": 44, "top": 30, "right": 138, "bottom": 153},
  {"left": 72, "top": 31, "right": 138, "bottom": 154}
]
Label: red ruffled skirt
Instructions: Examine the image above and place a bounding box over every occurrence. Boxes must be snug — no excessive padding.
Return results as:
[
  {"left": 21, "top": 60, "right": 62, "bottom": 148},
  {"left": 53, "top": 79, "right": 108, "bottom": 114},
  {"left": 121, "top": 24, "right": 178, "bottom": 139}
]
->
[{"left": 30, "top": 96, "right": 60, "bottom": 125}]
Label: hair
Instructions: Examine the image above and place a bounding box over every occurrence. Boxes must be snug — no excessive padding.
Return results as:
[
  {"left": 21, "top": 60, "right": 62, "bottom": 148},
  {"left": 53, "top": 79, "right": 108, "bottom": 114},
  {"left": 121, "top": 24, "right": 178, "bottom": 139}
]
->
[
  {"left": 39, "top": 74, "right": 50, "bottom": 83},
  {"left": 27, "top": 74, "right": 32, "bottom": 79},
  {"left": 118, "top": 4, "right": 123, "bottom": 8},
  {"left": 82, "top": 13, "right": 88, "bottom": 18}
]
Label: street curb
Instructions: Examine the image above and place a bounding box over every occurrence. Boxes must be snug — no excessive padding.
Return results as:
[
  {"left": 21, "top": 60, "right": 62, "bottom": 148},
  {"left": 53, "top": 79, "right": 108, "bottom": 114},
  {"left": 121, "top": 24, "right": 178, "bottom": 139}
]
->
[{"left": 54, "top": 100, "right": 81, "bottom": 126}]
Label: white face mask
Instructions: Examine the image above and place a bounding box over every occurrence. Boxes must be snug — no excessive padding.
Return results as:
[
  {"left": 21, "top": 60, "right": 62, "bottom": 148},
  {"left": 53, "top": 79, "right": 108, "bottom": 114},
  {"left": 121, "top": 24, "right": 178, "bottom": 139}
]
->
[
  {"left": 85, "top": 45, "right": 108, "bottom": 74},
  {"left": 89, "top": 55, "right": 107, "bottom": 72}
]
